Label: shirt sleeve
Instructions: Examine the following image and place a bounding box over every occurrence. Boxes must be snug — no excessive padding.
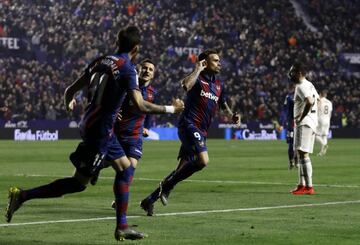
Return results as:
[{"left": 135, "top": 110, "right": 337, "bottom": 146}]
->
[
  {"left": 122, "top": 65, "right": 139, "bottom": 91},
  {"left": 299, "top": 84, "right": 310, "bottom": 99}
]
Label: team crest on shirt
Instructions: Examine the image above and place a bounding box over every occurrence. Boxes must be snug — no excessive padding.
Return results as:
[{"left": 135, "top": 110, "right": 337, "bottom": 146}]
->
[{"left": 197, "top": 141, "right": 205, "bottom": 147}]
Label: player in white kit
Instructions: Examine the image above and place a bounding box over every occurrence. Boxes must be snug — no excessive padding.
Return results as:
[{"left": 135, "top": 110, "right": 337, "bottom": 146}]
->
[
  {"left": 288, "top": 62, "right": 319, "bottom": 195},
  {"left": 316, "top": 90, "right": 333, "bottom": 156}
]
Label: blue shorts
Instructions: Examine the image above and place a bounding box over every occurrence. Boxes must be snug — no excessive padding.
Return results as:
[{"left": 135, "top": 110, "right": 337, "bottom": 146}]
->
[
  {"left": 178, "top": 125, "right": 207, "bottom": 160},
  {"left": 69, "top": 134, "right": 126, "bottom": 177},
  {"left": 118, "top": 138, "right": 143, "bottom": 160}
]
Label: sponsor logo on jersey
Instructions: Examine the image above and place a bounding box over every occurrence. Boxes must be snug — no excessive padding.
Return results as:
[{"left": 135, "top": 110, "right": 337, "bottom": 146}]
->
[{"left": 200, "top": 89, "right": 219, "bottom": 102}]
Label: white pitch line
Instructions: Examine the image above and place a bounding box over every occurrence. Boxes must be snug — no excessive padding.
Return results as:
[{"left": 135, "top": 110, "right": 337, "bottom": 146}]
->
[
  {"left": 1, "top": 200, "right": 360, "bottom": 228},
  {"left": 3, "top": 173, "right": 360, "bottom": 188}
]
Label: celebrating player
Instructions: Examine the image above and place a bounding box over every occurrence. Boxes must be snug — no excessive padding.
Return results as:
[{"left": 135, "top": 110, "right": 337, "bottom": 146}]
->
[
  {"left": 140, "top": 49, "right": 241, "bottom": 216},
  {"left": 105, "top": 58, "right": 156, "bottom": 208},
  {"left": 90, "top": 58, "right": 157, "bottom": 187},
  {"left": 316, "top": 90, "right": 333, "bottom": 156},
  {"left": 288, "top": 62, "right": 319, "bottom": 195},
  {"left": 5, "top": 26, "right": 184, "bottom": 241}
]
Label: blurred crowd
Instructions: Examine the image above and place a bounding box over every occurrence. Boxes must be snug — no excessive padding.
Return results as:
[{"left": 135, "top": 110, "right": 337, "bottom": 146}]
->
[{"left": 1, "top": 0, "right": 359, "bottom": 127}]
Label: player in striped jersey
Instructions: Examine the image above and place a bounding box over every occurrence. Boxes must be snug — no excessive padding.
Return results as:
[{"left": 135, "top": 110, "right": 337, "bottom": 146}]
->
[
  {"left": 105, "top": 59, "right": 156, "bottom": 209},
  {"left": 140, "top": 49, "right": 241, "bottom": 215},
  {"left": 91, "top": 58, "right": 157, "bottom": 187},
  {"left": 5, "top": 27, "right": 184, "bottom": 241}
]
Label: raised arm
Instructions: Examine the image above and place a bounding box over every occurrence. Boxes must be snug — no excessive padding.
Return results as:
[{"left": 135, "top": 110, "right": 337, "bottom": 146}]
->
[{"left": 181, "top": 59, "right": 207, "bottom": 91}]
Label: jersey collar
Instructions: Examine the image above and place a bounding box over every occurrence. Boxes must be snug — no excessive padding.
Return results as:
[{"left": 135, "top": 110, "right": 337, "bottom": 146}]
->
[{"left": 200, "top": 72, "right": 216, "bottom": 83}]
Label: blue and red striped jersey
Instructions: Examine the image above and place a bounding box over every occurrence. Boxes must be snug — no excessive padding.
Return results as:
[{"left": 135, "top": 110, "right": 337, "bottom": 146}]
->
[
  {"left": 114, "top": 84, "right": 156, "bottom": 142},
  {"left": 79, "top": 53, "right": 139, "bottom": 141},
  {"left": 178, "top": 73, "right": 226, "bottom": 136}
]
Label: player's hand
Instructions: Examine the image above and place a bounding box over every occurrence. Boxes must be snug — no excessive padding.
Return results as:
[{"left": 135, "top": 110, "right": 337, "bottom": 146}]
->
[
  {"left": 172, "top": 98, "right": 185, "bottom": 113},
  {"left": 0, "top": 107, "right": 8, "bottom": 112},
  {"left": 66, "top": 98, "right": 77, "bottom": 112},
  {"left": 232, "top": 112, "right": 241, "bottom": 126},
  {"left": 276, "top": 125, "right": 284, "bottom": 133},
  {"left": 142, "top": 128, "right": 149, "bottom": 137},
  {"left": 195, "top": 59, "right": 207, "bottom": 73}
]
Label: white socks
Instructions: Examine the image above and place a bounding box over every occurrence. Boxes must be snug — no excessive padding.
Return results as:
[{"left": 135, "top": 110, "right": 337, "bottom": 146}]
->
[{"left": 300, "top": 158, "right": 313, "bottom": 187}]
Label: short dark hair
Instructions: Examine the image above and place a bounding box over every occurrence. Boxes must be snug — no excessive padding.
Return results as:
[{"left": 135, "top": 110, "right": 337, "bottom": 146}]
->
[
  {"left": 198, "top": 49, "right": 218, "bottom": 61},
  {"left": 292, "top": 62, "right": 306, "bottom": 74},
  {"left": 140, "top": 58, "right": 155, "bottom": 67},
  {"left": 116, "top": 26, "right": 141, "bottom": 53}
]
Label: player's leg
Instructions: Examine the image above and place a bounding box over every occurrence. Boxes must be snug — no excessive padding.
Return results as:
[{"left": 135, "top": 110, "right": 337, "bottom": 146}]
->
[
  {"left": 112, "top": 156, "right": 138, "bottom": 209},
  {"left": 291, "top": 126, "right": 315, "bottom": 195},
  {"left": 141, "top": 127, "right": 207, "bottom": 212},
  {"left": 316, "top": 126, "right": 329, "bottom": 156},
  {"left": 287, "top": 130, "right": 295, "bottom": 169},
  {"left": 320, "top": 126, "right": 329, "bottom": 155},
  {"left": 5, "top": 142, "right": 97, "bottom": 223},
  {"left": 161, "top": 126, "right": 208, "bottom": 189},
  {"left": 161, "top": 151, "right": 208, "bottom": 193},
  {"left": 291, "top": 126, "right": 306, "bottom": 194},
  {"left": 140, "top": 158, "right": 183, "bottom": 214},
  {"left": 112, "top": 156, "right": 146, "bottom": 240},
  {"left": 157, "top": 139, "right": 208, "bottom": 206},
  {"left": 315, "top": 131, "right": 325, "bottom": 156},
  {"left": 5, "top": 172, "right": 89, "bottom": 222},
  {"left": 109, "top": 139, "right": 146, "bottom": 241}
]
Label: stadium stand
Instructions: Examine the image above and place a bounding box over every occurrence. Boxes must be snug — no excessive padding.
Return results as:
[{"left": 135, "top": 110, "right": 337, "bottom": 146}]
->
[{"left": 1, "top": 0, "right": 359, "bottom": 127}]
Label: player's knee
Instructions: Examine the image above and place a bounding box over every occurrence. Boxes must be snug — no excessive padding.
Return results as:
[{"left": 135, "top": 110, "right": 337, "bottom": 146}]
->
[
  {"left": 74, "top": 179, "right": 87, "bottom": 192},
  {"left": 197, "top": 157, "right": 209, "bottom": 168}
]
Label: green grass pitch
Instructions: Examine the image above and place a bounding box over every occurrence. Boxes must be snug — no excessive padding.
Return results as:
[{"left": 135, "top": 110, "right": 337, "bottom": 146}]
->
[{"left": 0, "top": 139, "right": 360, "bottom": 244}]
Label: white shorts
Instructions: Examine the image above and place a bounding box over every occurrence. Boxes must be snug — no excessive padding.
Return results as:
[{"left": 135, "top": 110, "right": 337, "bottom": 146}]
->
[
  {"left": 316, "top": 125, "right": 330, "bottom": 136},
  {"left": 294, "top": 125, "right": 315, "bottom": 154}
]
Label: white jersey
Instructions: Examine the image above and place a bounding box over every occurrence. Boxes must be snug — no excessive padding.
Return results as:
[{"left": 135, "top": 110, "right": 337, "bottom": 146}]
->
[
  {"left": 294, "top": 78, "right": 319, "bottom": 131},
  {"left": 318, "top": 97, "right": 332, "bottom": 127}
]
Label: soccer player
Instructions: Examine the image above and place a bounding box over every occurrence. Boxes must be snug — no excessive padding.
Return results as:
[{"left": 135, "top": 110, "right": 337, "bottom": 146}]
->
[
  {"left": 5, "top": 26, "right": 184, "bottom": 241},
  {"left": 316, "top": 90, "right": 333, "bottom": 156},
  {"left": 140, "top": 49, "right": 241, "bottom": 215},
  {"left": 90, "top": 58, "right": 157, "bottom": 187},
  {"left": 105, "top": 58, "right": 156, "bottom": 208},
  {"left": 280, "top": 84, "right": 297, "bottom": 169},
  {"left": 288, "top": 62, "right": 319, "bottom": 195}
]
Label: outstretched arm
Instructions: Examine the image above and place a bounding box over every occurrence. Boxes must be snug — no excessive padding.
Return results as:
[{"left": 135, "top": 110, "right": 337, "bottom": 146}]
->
[
  {"left": 64, "top": 73, "right": 88, "bottom": 111},
  {"left": 129, "top": 89, "right": 184, "bottom": 114},
  {"left": 181, "top": 59, "right": 207, "bottom": 91}
]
